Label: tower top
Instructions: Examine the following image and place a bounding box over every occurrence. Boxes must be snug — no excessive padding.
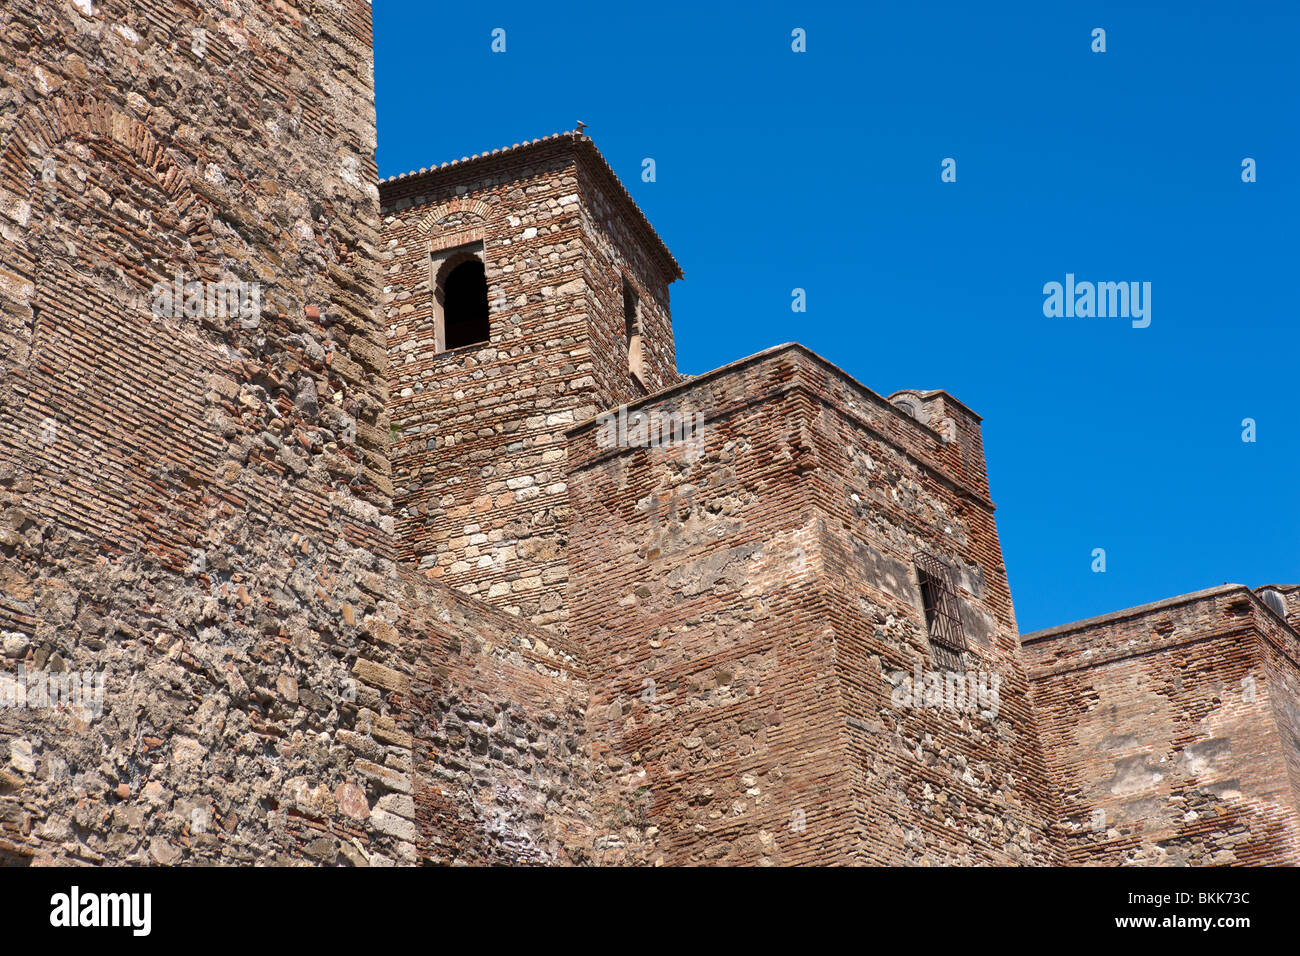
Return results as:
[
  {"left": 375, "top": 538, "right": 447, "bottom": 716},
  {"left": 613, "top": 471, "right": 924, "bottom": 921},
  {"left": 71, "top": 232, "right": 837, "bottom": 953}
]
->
[{"left": 380, "top": 130, "right": 683, "bottom": 282}]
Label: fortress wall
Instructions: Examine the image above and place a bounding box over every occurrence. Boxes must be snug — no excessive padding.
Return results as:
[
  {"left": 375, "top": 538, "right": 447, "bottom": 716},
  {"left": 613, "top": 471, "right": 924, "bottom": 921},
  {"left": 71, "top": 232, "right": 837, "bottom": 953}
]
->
[
  {"left": 565, "top": 344, "right": 1056, "bottom": 864},
  {"left": 566, "top": 348, "right": 853, "bottom": 864},
  {"left": 2, "top": 0, "right": 1294, "bottom": 871},
  {"left": 0, "top": 0, "right": 416, "bottom": 865},
  {"left": 1259, "top": 605, "right": 1300, "bottom": 850},
  {"left": 393, "top": 568, "right": 596, "bottom": 865},
  {"left": 1024, "top": 587, "right": 1300, "bottom": 865},
  {"left": 803, "top": 368, "right": 1056, "bottom": 864}
]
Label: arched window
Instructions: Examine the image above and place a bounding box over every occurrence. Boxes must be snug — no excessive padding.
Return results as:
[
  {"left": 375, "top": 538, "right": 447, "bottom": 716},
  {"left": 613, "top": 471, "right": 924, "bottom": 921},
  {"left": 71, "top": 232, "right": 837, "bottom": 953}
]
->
[
  {"left": 431, "top": 243, "right": 489, "bottom": 352},
  {"left": 623, "top": 275, "right": 644, "bottom": 386}
]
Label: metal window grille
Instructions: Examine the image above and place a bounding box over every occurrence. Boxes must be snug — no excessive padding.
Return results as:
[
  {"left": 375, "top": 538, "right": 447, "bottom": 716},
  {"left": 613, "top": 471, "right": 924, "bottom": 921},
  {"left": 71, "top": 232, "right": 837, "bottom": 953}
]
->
[{"left": 915, "top": 552, "right": 967, "bottom": 670}]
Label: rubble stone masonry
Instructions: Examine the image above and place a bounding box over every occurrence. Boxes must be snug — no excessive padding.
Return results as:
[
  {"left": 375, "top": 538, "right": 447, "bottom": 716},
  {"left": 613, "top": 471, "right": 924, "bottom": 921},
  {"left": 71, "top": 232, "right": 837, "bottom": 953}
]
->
[
  {"left": 2, "top": 0, "right": 1297, "bottom": 868},
  {"left": 566, "top": 345, "right": 1058, "bottom": 864},
  {"left": 380, "top": 137, "right": 680, "bottom": 633},
  {"left": 0, "top": 0, "right": 589, "bottom": 866}
]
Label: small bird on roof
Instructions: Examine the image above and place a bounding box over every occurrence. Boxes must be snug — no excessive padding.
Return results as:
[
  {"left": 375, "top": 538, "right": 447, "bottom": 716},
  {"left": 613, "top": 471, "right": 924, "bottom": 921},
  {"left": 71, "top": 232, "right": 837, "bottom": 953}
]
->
[{"left": 575, "top": 121, "right": 588, "bottom": 135}]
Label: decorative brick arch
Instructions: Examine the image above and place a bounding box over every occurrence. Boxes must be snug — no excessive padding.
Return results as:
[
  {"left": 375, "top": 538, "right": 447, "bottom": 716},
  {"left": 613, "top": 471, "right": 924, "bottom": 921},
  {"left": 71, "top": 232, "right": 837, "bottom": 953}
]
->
[
  {"left": 414, "top": 197, "right": 492, "bottom": 252},
  {"left": 410, "top": 198, "right": 496, "bottom": 351},
  {"left": 0, "top": 93, "right": 212, "bottom": 288},
  {"left": 0, "top": 92, "right": 219, "bottom": 395},
  {"left": 0, "top": 94, "right": 223, "bottom": 563}
]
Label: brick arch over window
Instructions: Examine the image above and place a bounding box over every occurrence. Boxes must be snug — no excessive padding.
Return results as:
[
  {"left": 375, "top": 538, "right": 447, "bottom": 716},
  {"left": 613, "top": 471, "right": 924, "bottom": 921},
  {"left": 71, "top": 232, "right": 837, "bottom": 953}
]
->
[
  {"left": 0, "top": 93, "right": 217, "bottom": 404},
  {"left": 413, "top": 197, "right": 493, "bottom": 239},
  {"left": 415, "top": 199, "right": 497, "bottom": 352}
]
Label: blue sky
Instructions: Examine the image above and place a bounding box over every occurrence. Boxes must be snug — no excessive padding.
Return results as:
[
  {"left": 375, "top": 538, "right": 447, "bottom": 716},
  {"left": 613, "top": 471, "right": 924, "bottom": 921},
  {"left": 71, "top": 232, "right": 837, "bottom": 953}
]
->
[{"left": 374, "top": 1, "right": 1298, "bottom": 633}]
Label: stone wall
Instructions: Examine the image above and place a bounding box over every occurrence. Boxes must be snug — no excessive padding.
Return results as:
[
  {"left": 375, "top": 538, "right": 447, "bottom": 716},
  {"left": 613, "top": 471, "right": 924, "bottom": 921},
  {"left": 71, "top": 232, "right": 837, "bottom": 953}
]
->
[
  {"left": 380, "top": 136, "right": 680, "bottom": 633},
  {"left": 0, "top": 0, "right": 421, "bottom": 866},
  {"left": 574, "top": 147, "right": 679, "bottom": 400},
  {"left": 4, "top": 0, "right": 1297, "bottom": 871},
  {"left": 396, "top": 568, "right": 595, "bottom": 864},
  {"left": 1023, "top": 586, "right": 1300, "bottom": 865},
  {"left": 565, "top": 344, "right": 1057, "bottom": 865}
]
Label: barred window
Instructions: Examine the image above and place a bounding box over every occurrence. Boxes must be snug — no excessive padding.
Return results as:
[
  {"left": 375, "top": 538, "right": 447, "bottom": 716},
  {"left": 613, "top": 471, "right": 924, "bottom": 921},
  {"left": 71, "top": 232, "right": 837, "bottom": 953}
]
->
[{"left": 915, "top": 552, "right": 967, "bottom": 671}]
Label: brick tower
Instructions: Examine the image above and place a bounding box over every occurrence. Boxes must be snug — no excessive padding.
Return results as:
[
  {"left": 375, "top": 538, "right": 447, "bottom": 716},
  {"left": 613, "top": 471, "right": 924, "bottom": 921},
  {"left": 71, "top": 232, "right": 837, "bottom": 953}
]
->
[
  {"left": 382, "top": 136, "right": 1060, "bottom": 865},
  {"left": 380, "top": 133, "right": 682, "bottom": 632},
  {"left": 566, "top": 350, "right": 1060, "bottom": 864}
]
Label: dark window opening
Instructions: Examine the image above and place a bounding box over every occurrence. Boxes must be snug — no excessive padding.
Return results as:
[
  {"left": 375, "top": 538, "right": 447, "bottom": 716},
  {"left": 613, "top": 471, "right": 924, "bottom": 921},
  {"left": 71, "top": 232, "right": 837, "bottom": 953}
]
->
[
  {"left": 916, "top": 552, "right": 968, "bottom": 671},
  {"left": 442, "top": 258, "right": 489, "bottom": 350},
  {"left": 623, "top": 277, "right": 639, "bottom": 345}
]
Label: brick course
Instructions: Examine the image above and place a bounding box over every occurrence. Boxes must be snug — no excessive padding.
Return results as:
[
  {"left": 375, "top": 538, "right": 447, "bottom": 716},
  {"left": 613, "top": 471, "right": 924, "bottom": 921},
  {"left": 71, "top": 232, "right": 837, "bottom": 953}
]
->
[{"left": 565, "top": 345, "right": 1057, "bottom": 864}]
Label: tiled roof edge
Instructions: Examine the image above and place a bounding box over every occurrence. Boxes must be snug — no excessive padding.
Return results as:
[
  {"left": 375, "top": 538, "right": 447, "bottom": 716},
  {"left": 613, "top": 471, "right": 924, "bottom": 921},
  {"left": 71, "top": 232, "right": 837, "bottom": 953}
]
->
[{"left": 378, "top": 131, "right": 682, "bottom": 281}]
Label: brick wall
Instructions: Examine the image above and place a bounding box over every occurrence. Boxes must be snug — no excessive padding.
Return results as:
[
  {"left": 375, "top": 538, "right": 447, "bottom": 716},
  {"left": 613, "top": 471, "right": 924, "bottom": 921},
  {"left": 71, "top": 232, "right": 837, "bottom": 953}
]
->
[
  {"left": 565, "top": 344, "right": 1057, "bottom": 864},
  {"left": 391, "top": 568, "right": 595, "bottom": 864},
  {"left": 1024, "top": 586, "right": 1300, "bottom": 865},
  {"left": 5, "top": 1, "right": 1297, "bottom": 869}
]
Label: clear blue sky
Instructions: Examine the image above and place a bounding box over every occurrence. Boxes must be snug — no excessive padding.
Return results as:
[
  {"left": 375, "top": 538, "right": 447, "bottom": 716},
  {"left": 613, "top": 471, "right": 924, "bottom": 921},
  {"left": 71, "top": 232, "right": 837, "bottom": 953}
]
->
[{"left": 374, "top": 1, "right": 1298, "bottom": 634}]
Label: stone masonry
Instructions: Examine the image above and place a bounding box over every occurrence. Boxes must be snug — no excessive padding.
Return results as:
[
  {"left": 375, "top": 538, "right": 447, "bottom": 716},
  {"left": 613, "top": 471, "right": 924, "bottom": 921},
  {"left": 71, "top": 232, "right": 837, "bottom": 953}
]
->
[
  {"left": 381, "top": 137, "right": 680, "bottom": 633},
  {"left": 566, "top": 346, "right": 1057, "bottom": 864},
  {"left": 1, "top": 0, "right": 1297, "bottom": 867},
  {"left": 0, "top": 0, "right": 590, "bottom": 867}
]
